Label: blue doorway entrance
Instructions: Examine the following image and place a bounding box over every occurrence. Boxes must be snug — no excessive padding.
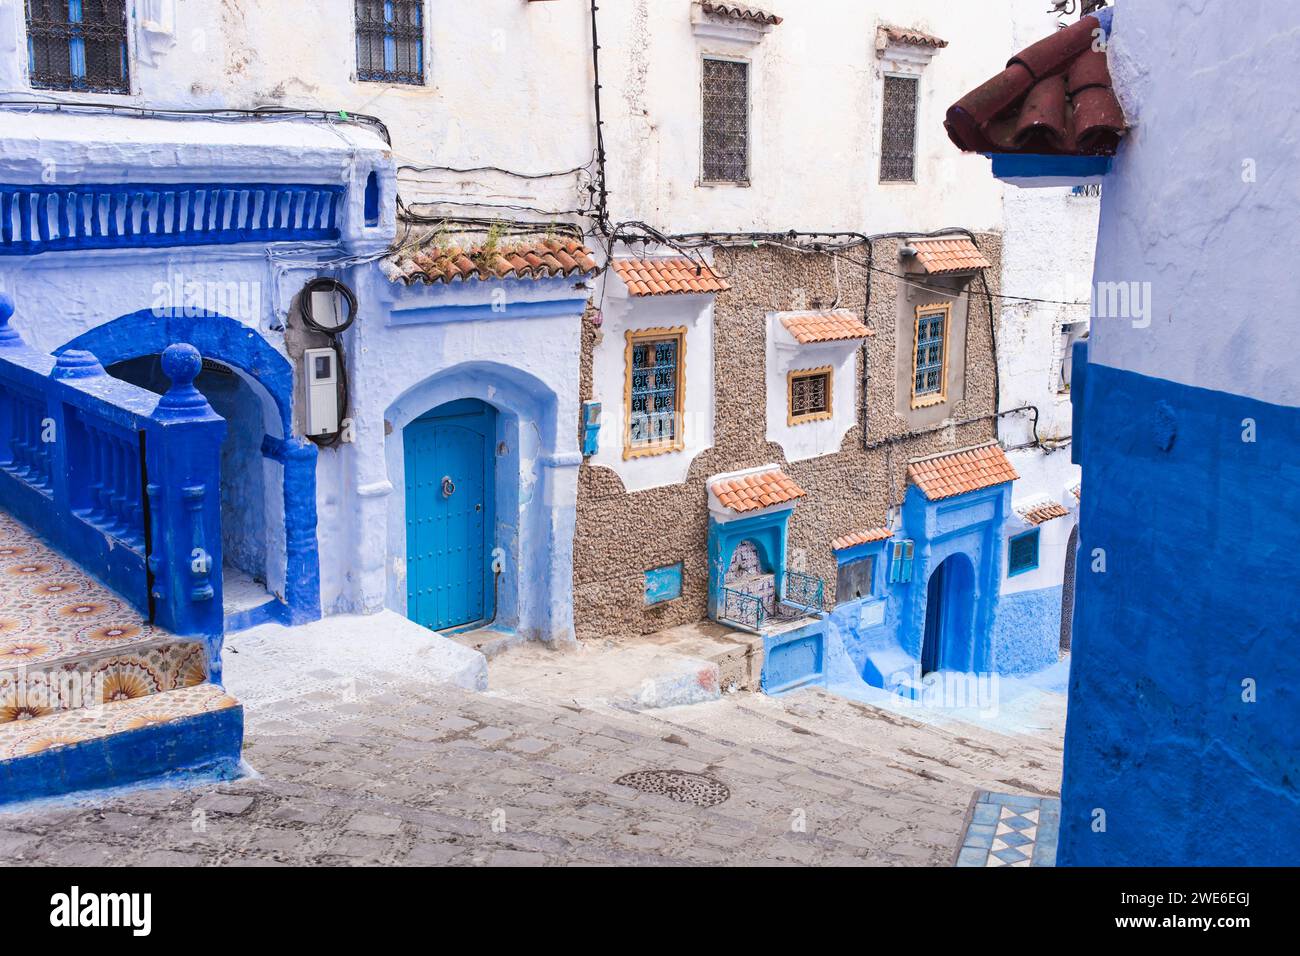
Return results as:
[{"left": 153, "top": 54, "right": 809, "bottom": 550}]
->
[
  {"left": 404, "top": 399, "right": 496, "bottom": 631},
  {"left": 921, "top": 553, "right": 975, "bottom": 674}
]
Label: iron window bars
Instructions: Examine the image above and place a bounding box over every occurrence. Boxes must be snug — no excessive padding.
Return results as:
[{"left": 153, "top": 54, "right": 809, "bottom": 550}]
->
[
  {"left": 25, "top": 0, "right": 129, "bottom": 93},
  {"left": 880, "top": 74, "right": 919, "bottom": 182},
  {"left": 788, "top": 367, "right": 832, "bottom": 424},
  {"left": 912, "top": 303, "right": 949, "bottom": 405},
  {"left": 702, "top": 58, "right": 749, "bottom": 183},
  {"left": 356, "top": 0, "right": 424, "bottom": 85},
  {"left": 626, "top": 330, "right": 684, "bottom": 456}
]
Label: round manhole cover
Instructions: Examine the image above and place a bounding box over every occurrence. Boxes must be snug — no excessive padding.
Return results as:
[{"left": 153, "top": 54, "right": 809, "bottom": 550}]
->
[{"left": 614, "top": 770, "right": 731, "bottom": 807}]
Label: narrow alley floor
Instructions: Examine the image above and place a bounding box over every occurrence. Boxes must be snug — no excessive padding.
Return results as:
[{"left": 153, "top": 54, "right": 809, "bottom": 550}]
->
[{"left": 0, "top": 633, "right": 1066, "bottom": 866}]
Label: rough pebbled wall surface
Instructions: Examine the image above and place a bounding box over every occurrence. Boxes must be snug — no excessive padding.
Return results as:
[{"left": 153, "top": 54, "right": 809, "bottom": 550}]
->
[{"left": 573, "top": 236, "right": 1003, "bottom": 641}]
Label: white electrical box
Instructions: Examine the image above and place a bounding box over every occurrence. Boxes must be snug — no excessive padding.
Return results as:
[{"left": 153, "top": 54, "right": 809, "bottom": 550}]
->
[{"left": 303, "top": 347, "right": 339, "bottom": 437}]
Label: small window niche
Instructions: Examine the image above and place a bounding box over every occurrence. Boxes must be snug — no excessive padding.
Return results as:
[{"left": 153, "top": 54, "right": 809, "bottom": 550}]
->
[{"left": 364, "top": 170, "right": 380, "bottom": 227}]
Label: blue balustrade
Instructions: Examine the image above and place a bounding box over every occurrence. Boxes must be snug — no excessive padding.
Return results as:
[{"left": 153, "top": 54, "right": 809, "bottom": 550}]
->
[
  {"left": 0, "top": 294, "right": 226, "bottom": 670},
  {"left": 0, "top": 182, "right": 346, "bottom": 256},
  {"left": 720, "top": 587, "right": 767, "bottom": 632},
  {"left": 783, "top": 570, "right": 825, "bottom": 613}
]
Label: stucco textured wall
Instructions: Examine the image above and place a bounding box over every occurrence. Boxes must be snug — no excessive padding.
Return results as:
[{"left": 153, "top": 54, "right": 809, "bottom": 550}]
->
[{"left": 573, "top": 237, "right": 1002, "bottom": 641}]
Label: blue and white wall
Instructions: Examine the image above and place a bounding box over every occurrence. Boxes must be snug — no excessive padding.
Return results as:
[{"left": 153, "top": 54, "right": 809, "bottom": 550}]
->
[{"left": 1057, "top": 0, "right": 1300, "bottom": 866}]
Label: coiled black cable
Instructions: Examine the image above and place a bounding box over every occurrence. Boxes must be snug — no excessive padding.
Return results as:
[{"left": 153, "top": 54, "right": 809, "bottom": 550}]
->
[{"left": 299, "top": 277, "right": 357, "bottom": 448}]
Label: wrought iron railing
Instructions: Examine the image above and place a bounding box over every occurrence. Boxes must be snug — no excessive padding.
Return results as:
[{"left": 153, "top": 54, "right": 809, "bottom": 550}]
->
[
  {"left": 783, "top": 570, "right": 825, "bottom": 614},
  {"left": 719, "top": 586, "right": 767, "bottom": 632}
]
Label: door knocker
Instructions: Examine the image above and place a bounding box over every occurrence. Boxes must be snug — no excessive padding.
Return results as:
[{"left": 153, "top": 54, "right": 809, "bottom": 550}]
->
[{"left": 441, "top": 476, "right": 455, "bottom": 498}]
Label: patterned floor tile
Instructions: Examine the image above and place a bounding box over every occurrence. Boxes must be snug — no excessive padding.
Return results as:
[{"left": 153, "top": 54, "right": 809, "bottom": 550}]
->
[
  {"left": 0, "top": 683, "right": 239, "bottom": 758},
  {"left": 0, "top": 511, "right": 208, "bottom": 722},
  {"left": 955, "top": 790, "right": 1061, "bottom": 867}
]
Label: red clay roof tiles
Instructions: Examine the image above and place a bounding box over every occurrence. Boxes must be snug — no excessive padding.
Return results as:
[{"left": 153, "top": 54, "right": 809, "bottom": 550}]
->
[
  {"left": 701, "top": 2, "right": 783, "bottom": 26},
  {"left": 383, "top": 237, "right": 598, "bottom": 286},
  {"left": 1018, "top": 500, "right": 1069, "bottom": 525},
  {"left": 831, "top": 527, "right": 894, "bottom": 552},
  {"left": 612, "top": 257, "right": 731, "bottom": 296},
  {"left": 881, "top": 26, "right": 948, "bottom": 49},
  {"left": 779, "top": 310, "right": 872, "bottom": 344},
  {"left": 907, "top": 444, "right": 1019, "bottom": 501},
  {"left": 910, "top": 238, "right": 991, "bottom": 274},
  {"left": 945, "top": 15, "right": 1126, "bottom": 156},
  {"left": 711, "top": 470, "right": 806, "bottom": 514}
]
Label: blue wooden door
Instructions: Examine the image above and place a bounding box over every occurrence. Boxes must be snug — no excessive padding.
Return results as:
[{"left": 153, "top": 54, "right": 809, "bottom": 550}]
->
[{"left": 404, "top": 400, "right": 495, "bottom": 631}]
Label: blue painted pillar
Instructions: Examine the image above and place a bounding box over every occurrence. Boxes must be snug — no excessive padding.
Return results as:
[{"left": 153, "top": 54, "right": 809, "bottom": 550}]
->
[
  {"left": 144, "top": 344, "right": 227, "bottom": 678},
  {"left": 280, "top": 438, "right": 321, "bottom": 624}
]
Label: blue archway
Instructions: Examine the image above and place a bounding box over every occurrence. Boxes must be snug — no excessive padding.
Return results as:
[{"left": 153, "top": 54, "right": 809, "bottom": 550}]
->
[{"left": 57, "top": 309, "right": 320, "bottom": 624}]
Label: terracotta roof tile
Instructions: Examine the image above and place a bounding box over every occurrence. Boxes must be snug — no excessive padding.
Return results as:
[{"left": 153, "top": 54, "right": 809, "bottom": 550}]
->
[
  {"left": 612, "top": 257, "right": 730, "bottom": 296},
  {"left": 910, "top": 238, "right": 991, "bottom": 274},
  {"left": 881, "top": 26, "right": 948, "bottom": 49},
  {"left": 907, "top": 443, "right": 1019, "bottom": 501},
  {"left": 831, "top": 527, "right": 894, "bottom": 552},
  {"left": 1018, "top": 500, "right": 1069, "bottom": 525},
  {"left": 382, "top": 237, "right": 599, "bottom": 286},
  {"left": 701, "top": 2, "right": 783, "bottom": 26},
  {"left": 711, "top": 469, "right": 806, "bottom": 514},
  {"left": 945, "top": 14, "right": 1126, "bottom": 157},
  {"left": 779, "top": 310, "right": 872, "bottom": 344}
]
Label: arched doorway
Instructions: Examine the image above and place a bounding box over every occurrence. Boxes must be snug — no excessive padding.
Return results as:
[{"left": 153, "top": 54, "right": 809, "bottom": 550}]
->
[
  {"left": 403, "top": 398, "right": 497, "bottom": 632},
  {"left": 1060, "top": 523, "right": 1079, "bottom": 655},
  {"left": 920, "top": 553, "right": 975, "bottom": 675},
  {"left": 57, "top": 309, "right": 321, "bottom": 626},
  {"left": 106, "top": 355, "right": 284, "bottom": 618}
]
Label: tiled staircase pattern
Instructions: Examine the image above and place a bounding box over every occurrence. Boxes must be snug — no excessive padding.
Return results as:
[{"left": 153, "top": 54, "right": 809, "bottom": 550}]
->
[{"left": 0, "top": 511, "right": 242, "bottom": 804}]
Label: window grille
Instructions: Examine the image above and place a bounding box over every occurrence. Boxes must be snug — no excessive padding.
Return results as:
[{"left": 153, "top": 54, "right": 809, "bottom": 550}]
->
[
  {"left": 702, "top": 58, "right": 749, "bottom": 183},
  {"left": 1071, "top": 184, "right": 1102, "bottom": 197},
  {"left": 627, "top": 332, "right": 682, "bottom": 452},
  {"left": 25, "top": 0, "right": 129, "bottom": 93},
  {"left": 788, "top": 367, "right": 831, "bottom": 424},
  {"left": 356, "top": 0, "right": 424, "bottom": 85},
  {"left": 1008, "top": 530, "right": 1040, "bottom": 576},
  {"left": 880, "top": 74, "right": 919, "bottom": 182},
  {"left": 913, "top": 306, "right": 947, "bottom": 399}
]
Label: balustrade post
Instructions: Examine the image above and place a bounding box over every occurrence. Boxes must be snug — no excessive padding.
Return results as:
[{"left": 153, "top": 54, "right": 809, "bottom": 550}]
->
[{"left": 144, "top": 344, "right": 226, "bottom": 678}]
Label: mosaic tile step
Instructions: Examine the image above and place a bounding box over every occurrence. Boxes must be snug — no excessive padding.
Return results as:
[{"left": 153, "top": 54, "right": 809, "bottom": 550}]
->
[
  {"left": 0, "top": 635, "right": 209, "bottom": 722},
  {"left": 954, "top": 790, "right": 1061, "bottom": 867},
  {"left": 0, "top": 683, "right": 244, "bottom": 806},
  {"left": 0, "top": 507, "right": 210, "bottom": 721}
]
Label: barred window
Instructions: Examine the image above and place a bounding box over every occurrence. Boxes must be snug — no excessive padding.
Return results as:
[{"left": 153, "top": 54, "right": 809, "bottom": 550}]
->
[
  {"left": 912, "top": 303, "right": 949, "bottom": 406},
  {"left": 788, "top": 367, "right": 832, "bottom": 425},
  {"left": 25, "top": 0, "right": 129, "bottom": 93},
  {"left": 356, "top": 0, "right": 424, "bottom": 85},
  {"left": 880, "top": 74, "right": 919, "bottom": 182},
  {"left": 625, "top": 329, "right": 685, "bottom": 458},
  {"left": 702, "top": 58, "right": 749, "bottom": 183}
]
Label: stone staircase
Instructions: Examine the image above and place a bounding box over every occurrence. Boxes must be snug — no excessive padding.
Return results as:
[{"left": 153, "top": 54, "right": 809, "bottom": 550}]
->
[{"left": 0, "top": 510, "right": 243, "bottom": 806}]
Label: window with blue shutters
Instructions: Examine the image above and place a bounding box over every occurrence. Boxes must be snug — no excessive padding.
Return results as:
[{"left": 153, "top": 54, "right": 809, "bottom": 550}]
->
[
  {"left": 1008, "top": 529, "right": 1040, "bottom": 576},
  {"left": 912, "top": 302, "right": 950, "bottom": 407},
  {"left": 624, "top": 327, "right": 686, "bottom": 459},
  {"left": 25, "top": 0, "right": 129, "bottom": 94},
  {"left": 356, "top": 0, "right": 425, "bottom": 85},
  {"left": 889, "top": 540, "right": 915, "bottom": 584}
]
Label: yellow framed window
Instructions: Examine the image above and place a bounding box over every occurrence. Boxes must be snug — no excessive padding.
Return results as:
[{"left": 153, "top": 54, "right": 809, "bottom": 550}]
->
[
  {"left": 911, "top": 302, "right": 951, "bottom": 408},
  {"left": 787, "top": 366, "right": 833, "bottom": 425},
  {"left": 624, "top": 327, "right": 686, "bottom": 459}
]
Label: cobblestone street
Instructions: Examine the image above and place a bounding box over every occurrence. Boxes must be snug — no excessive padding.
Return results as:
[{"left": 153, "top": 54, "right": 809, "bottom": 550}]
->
[{"left": 1, "top": 646, "right": 1065, "bottom": 866}]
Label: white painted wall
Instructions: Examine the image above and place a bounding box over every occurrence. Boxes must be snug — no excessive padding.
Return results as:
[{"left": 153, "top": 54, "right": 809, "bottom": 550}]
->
[
  {"left": 1092, "top": 1, "right": 1300, "bottom": 407},
  {"left": 0, "top": 0, "right": 1027, "bottom": 236},
  {"left": 764, "top": 314, "right": 860, "bottom": 463}
]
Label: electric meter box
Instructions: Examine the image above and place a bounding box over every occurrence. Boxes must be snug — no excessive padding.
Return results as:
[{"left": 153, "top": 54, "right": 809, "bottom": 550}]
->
[{"left": 303, "top": 346, "right": 340, "bottom": 437}]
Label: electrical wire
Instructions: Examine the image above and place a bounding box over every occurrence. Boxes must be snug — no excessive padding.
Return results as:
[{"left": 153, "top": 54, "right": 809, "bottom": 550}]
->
[{"left": 299, "top": 277, "right": 358, "bottom": 449}]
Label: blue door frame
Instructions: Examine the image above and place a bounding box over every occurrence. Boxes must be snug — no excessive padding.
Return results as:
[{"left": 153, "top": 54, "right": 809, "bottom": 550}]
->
[{"left": 404, "top": 399, "right": 496, "bottom": 631}]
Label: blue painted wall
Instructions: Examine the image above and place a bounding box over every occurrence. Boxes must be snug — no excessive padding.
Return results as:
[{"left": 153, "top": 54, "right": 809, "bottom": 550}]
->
[
  {"left": 1058, "top": 360, "right": 1300, "bottom": 865},
  {"left": 990, "top": 586, "right": 1062, "bottom": 675}
]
